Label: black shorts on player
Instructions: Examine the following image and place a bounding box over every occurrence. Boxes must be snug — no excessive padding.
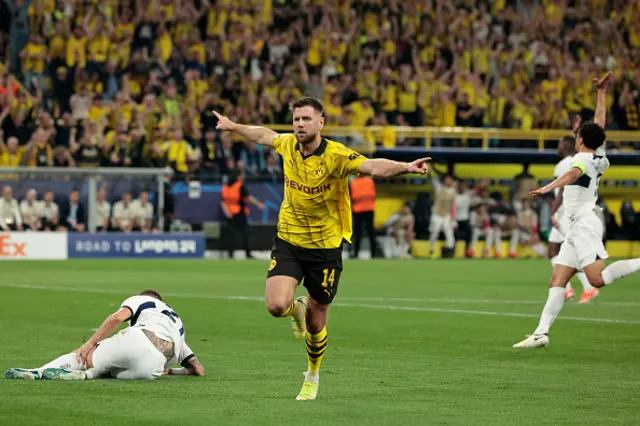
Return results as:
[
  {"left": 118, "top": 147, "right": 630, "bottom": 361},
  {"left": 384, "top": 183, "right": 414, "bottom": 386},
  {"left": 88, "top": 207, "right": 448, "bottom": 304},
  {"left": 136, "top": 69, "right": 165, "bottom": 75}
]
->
[{"left": 267, "top": 237, "right": 343, "bottom": 305}]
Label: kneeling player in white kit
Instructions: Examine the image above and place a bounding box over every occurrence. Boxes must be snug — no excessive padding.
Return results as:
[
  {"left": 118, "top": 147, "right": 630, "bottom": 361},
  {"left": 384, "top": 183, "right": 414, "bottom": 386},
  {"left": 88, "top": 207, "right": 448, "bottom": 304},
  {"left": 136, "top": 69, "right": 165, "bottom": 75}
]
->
[
  {"left": 5, "top": 290, "right": 204, "bottom": 380},
  {"left": 548, "top": 135, "right": 598, "bottom": 303},
  {"left": 514, "top": 72, "right": 640, "bottom": 349}
]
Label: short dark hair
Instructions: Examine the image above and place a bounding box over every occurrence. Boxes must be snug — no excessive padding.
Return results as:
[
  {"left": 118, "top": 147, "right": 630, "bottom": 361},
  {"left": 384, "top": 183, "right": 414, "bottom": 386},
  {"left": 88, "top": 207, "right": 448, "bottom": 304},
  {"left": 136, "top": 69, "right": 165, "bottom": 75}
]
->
[
  {"left": 578, "top": 122, "right": 606, "bottom": 150},
  {"left": 560, "top": 135, "right": 575, "bottom": 146},
  {"left": 559, "top": 135, "right": 576, "bottom": 153},
  {"left": 290, "top": 97, "right": 324, "bottom": 114},
  {"left": 139, "top": 290, "right": 163, "bottom": 301}
]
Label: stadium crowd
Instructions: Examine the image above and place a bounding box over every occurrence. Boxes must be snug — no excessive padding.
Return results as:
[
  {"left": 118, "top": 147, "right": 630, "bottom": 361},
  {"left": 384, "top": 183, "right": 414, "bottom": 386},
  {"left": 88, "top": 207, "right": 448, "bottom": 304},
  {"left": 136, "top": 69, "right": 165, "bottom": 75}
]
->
[
  {"left": 0, "top": 0, "right": 638, "bottom": 250},
  {"left": 0, "top": 0, "right": 638, "bottom": 180}
]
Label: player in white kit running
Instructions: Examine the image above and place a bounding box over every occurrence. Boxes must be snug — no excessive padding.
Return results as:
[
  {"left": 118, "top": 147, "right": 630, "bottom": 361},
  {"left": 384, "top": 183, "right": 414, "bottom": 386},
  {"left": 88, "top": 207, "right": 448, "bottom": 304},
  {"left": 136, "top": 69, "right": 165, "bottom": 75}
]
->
[
  {"left": 548, "top": 135, "right": 598, "bottom": 303},
  {"left": 5, "top": 290, "right": 204, "bottom": 380},
  {"left": 513, "top": 72, "right": 640, "bottom": 349}
]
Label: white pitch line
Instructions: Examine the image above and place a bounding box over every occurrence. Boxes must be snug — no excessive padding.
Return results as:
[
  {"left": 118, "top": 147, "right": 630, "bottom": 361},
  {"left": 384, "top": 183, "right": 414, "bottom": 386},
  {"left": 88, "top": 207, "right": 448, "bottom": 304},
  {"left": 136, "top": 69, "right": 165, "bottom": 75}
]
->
[
  {"left": 315, "top": 295, "right": 640, "bottom": 307},
  {"left": 1, "top": 282, "right": 640, "bottom": 326},
  {"left": 332, "top": 303, "right": 640, "bottom": 325},
  {"left": 338, "top": 296, "right": 543, "bottom": 305},
  {"left": 3, "top": 282, "right": 638, "bottom": 307},
  {"left": 0, "top": 282, "right": 266, "bottom": 301}
]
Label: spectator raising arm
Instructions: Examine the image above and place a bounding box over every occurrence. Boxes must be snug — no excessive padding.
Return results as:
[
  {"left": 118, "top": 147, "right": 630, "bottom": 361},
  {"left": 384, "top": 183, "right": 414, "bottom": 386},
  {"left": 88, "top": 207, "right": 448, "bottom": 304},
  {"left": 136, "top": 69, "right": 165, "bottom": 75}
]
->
[{"left": 593, "top": 71, "right": 612, "bottom": 131}]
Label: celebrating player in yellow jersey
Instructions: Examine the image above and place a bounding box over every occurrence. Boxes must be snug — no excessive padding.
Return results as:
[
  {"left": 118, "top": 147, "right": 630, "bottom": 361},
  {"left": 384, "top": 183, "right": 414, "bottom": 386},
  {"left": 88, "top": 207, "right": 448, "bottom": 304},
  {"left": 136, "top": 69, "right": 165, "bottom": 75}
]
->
[{"left": 213, "top": 97, "right": 430, "bottom": 401}]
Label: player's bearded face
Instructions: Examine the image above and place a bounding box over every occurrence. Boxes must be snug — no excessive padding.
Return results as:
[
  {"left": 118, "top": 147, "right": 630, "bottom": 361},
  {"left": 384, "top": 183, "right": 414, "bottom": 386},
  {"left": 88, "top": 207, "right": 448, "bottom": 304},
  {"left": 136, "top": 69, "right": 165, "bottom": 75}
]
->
[{"left": 293, "top": 107, "right": 323, "bottom": 145}]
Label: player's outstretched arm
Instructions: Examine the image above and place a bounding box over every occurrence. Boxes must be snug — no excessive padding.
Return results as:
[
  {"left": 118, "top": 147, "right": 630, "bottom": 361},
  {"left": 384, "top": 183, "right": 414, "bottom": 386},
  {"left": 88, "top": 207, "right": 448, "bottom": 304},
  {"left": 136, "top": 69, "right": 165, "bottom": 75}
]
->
[
  {"left": 529, "top": 168, "right": 582, "bottom": 198},
  {"left": 167, "top": 357, "right": 205, "bottom": 377},
  {"left": 75, "top": 308, "right": 131, "bottom": 364},
  {"left": 359, "top": 157, "right": 431, "bottom": 178},
  {"left": 212, "top": 111, "right": 278, "bottom": 147},
  {"left": 593, "top": 71, "right": 613, "bottom": 130}
]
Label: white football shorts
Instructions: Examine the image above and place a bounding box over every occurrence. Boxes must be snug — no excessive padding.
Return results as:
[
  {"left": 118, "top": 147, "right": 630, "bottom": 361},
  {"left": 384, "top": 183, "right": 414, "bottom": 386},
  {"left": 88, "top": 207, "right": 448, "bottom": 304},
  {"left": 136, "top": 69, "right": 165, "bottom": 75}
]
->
[
  {"left": 548, "top": 215, "right": 570, "bottom": 244},
  {"left": 555, "top": 211, "right": 608, "bottom": 270},
  {"left": 90, "top": 327, "right": 166, "bottom": 380}
]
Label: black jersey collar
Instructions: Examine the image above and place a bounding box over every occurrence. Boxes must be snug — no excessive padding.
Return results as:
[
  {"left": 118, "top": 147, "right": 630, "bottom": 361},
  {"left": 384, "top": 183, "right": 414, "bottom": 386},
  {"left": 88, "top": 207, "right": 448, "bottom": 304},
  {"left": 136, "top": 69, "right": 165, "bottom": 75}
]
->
[{"left": 297, "top": 137, "right": 327, "bottom": 159}]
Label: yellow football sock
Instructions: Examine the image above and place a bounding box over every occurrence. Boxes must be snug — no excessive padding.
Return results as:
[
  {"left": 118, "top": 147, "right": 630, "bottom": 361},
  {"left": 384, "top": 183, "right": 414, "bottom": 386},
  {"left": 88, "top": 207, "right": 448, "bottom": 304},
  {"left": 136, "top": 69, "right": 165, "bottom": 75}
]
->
[
  {"left": 279, "top": 300, "right": 300, "bottom": 318},
  {"left": 306, "top": 326, "right": 327, "bottom": 375}
]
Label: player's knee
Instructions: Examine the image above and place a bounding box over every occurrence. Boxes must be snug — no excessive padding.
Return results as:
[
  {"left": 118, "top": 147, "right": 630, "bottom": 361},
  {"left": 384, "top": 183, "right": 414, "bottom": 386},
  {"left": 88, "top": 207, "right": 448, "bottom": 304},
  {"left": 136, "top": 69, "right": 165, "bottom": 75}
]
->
[
  {"left": 587, "top": 274, "right": 605, "bottom": 288},
  {"left": 549, "top": 276, "right": 562, "bottom": 288},
  {"left": 266, "top": 299, "right": 290, "bottom": 317}
]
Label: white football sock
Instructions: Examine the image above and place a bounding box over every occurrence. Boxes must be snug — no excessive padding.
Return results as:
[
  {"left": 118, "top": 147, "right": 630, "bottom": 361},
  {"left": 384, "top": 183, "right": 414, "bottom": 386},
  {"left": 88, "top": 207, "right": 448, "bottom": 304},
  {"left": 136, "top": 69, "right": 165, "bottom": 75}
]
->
[
  {"left": 510, "top": 230, "right": 519, "bottom": 253},
  {"left": 532, "top": 242, "right": 547, "bottom": 257},
  {"left": 471, "top": 227, "right": 480, "bottom": 251},
  {"left": 304, "top": 370, "right": 320, "bottom": 383},
  {"left": 494, "top": 229, "right": 502, "bottom": 253},
  {"left": 602, "top": 258, "right": 640, "bottom": 285},
  {"left": 39, "top": 353, "right": 84, "bottom": 372},
  {"left": 534, "top": 287, "right": 566, "bottom": 335},
  {"left": 84, "top": 368, "right": 99, "bottom": 380},
  {"left": 575, "top": 272, "right": 594, "bottom": 292},
  {"left": 484, "top": 228, "right": 494, "bottom": 252},
  {"left": 550, "top": 257, "right": 572, "bottom": 291},
  {"left": 444, "top": 223, "right": 455, "bottom": 248}
]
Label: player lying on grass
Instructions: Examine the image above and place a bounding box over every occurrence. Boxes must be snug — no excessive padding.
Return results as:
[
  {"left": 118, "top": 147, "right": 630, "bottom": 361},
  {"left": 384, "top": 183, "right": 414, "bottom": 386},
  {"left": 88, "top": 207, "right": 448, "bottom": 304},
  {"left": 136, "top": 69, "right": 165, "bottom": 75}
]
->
[
  {"left": 213, "top": 97, "right": 430, "bottom": 400},
  {"left": 5, "top": 290, "right": 204, "bottom": 380},
  {"left": 513, "top": 72, "right": 640, "bottom": 349}
]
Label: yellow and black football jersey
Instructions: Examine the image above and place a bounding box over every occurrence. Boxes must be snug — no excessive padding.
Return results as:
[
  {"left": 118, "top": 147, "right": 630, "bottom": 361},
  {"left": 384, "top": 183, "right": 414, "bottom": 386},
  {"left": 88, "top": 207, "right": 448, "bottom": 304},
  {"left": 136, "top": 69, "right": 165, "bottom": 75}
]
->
[{"left": 272, "top": 134, "right": 366, "bottom": 249}]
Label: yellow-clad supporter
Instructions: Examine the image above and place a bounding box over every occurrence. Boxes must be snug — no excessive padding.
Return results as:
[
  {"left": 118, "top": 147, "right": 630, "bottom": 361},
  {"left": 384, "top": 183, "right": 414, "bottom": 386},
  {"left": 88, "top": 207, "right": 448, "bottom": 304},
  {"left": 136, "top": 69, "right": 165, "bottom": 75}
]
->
[{"left": 1, "top": 0, "right": 638, "bottom": 187}]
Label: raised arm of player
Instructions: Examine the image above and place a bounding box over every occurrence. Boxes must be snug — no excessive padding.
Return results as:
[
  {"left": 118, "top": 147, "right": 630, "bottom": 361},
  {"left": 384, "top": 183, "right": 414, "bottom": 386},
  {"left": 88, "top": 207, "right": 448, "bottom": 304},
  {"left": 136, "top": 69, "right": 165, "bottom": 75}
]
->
[
  {"left": 593, "top": 71, "right": 612, "bottom": 130},
  {"left": 75, "top": 308, "right": 131, "bottom": 364},
  {"left": 359, "top": 157, "right": 431, "bottom": 178},
  {"left": 529, "top": 168, "right": 582, "bottom": 198},
  {"left": 212, "top": 111, "right": 278, "bottom": 147}
]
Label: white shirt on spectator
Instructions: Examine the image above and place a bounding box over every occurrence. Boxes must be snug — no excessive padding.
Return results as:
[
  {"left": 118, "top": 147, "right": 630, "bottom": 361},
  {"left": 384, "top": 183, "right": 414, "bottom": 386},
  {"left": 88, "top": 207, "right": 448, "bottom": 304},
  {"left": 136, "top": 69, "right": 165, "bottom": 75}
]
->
[
  {"left": 41, "top": 201, "right": 59, "bottom": 222},
  {"left": 95, "top": 200, "right": 111, "bottom": 229},
  {"left": 20, "top": 199, "right": 42, "bottom": 227},
  {"left": 131, "top": 199, "right": 154, "bottom": 229},
  {"left": 112, "top": 201, "right": 135, "bottom": 229},
  {"left": 455, "top": 192, "right": 472, "bottom": 222},
  {"left": 269, "top": 44, "right": 289, "bottom": 63},
  {"left": 0, "top": 198, "right": 23, "bottom": 227},
  {"left": 69, "top": 94, "right": 92, "bottom": 121}
]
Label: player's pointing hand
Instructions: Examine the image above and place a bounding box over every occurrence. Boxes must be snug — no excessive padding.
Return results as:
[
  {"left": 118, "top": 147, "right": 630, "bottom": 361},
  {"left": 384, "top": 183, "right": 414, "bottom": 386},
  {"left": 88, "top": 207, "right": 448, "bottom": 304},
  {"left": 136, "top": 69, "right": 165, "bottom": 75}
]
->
[
  {"left": 405, "top": 157, "right": 432, "bottom": 175},
  {"left": 212, "top": 111, "right": 237, "bottom": 132}
]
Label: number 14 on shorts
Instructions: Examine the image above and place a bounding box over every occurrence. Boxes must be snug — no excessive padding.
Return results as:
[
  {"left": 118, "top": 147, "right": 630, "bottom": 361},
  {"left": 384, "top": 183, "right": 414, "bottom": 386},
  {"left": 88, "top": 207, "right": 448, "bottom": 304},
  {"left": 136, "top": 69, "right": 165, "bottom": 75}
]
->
[{"left": 321, "top": 269, "right": 335, "bottom": 288}]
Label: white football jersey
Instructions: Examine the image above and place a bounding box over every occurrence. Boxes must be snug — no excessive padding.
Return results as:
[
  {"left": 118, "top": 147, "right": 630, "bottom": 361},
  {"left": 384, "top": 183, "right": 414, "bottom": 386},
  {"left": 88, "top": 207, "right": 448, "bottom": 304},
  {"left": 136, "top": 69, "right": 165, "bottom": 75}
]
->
[
  {"left": 553, "top": 156, "right": 574, "bottom": 197},
  {"left": 563, "top": 152, "right": 610, "bottom": 219},
  {"left": 120, "top": 295, "right": 193, "bottom": 366}
]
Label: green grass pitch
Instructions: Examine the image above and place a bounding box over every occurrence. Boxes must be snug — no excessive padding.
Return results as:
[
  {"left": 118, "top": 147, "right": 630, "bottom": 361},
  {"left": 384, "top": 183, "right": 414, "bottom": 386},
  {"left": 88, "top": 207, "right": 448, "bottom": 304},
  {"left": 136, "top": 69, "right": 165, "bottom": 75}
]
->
[{"left": 1, "top": 259, "right": 640, "bottom": 425}]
